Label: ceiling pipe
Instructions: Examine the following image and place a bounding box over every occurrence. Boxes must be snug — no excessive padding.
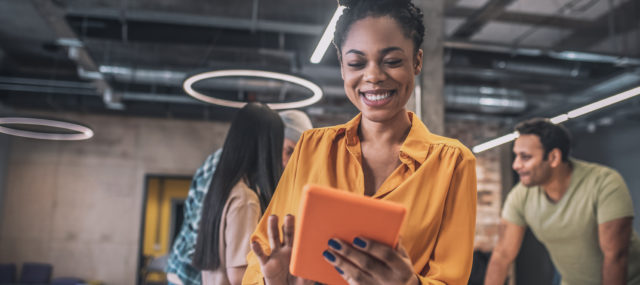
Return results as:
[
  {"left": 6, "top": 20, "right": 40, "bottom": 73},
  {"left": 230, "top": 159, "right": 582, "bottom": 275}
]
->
[
  {"left": 0, "top": 76, "right": 94, "bottom": 89},
  {"left": 444, "top": 66, "right": 586, "bottom": 88},
  {"left": 568, "top": 68, "right": 640, "bottom": 104},
  {"left": 514, "top": 68, "right": 640, "bottom": 120},
  {"left": 95, "top": 65, "right": 529, "bottom": 113},
  {"left": 75, "top": 65, "right": 123, "bottom": 110},
  {"left": 97, "top": 64, "right": 337, "bottom": 96},
  {"left": 444, "top": 85, "right": 527, "bottom": 114},
  {"left": 445, "top": 40, "right": 640, "bottom": 66},
  {"left": 66, "top": 8, "right": 323, "bottom": 36},
  {"left": 492, "top": 60, "right": 589, "bottom": 78},
  {"left": 98, "top": 65, "right": 186, "bottom": 86},
  {"left": 0, "top": 83, "right": 96, "bottom": 96}
]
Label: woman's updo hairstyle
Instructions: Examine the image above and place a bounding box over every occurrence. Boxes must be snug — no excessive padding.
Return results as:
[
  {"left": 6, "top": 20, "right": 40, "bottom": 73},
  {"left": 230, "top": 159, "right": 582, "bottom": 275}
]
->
[{"left": 332, "top": 0, "right": 425, "bottom": 60}]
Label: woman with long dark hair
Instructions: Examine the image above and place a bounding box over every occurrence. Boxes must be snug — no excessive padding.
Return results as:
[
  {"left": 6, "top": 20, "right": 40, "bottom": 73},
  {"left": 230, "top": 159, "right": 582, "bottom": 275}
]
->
[{"left": 192, "top": 102, "right": 284, "bottom": 285}]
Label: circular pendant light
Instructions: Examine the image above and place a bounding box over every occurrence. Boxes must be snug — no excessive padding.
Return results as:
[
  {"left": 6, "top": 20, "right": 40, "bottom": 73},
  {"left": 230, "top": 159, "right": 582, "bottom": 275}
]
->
[
  {"left": 183, "top": 69, "right": 323, "bottom": 109},
  {"left": 0, "top": 117, "right": 94, "bottom": 141}
]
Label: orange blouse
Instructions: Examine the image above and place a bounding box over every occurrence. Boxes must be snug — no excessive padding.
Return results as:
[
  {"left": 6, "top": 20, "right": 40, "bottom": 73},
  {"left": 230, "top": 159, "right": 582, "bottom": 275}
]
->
[{"left": 242, "top": 112, "right": 477, "bottom": 285}]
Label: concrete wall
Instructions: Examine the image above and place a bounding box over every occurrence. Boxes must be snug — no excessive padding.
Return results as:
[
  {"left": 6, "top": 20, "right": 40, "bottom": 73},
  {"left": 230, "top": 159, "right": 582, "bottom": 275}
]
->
[
  {"left": 571, "top": 120, "right": 640, "bottom": 232},
  {"left": 0, "top": 111, "right": 229, "bottom": 284}
]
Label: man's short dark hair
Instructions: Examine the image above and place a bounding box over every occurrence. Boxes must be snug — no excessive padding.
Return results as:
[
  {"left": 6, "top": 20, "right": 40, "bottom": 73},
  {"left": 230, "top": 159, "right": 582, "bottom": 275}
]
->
[{"left": 515, "top": 118, "right": 572, "bottom": 162}]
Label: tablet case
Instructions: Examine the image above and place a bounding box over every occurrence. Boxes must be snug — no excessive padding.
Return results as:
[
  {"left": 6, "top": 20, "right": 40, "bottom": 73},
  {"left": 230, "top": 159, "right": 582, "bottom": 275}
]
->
[{"left": 289, "top": 184, "right": 407, "bottom": 284}]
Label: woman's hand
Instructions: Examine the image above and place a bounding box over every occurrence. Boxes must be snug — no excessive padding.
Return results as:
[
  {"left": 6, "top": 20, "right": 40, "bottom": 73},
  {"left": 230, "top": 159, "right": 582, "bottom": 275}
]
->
[
  {"left": 322, "top": 237, "right": 420, "bottom": 285},
  {"left": 251, "top": 214, "right": 312, "bottom": 285}
]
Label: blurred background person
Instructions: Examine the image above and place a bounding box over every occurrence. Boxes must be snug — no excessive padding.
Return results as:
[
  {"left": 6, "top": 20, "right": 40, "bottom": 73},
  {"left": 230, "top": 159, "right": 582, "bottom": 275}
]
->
[
  {"left": 485, "top": 118, "right": 640, "bottom": 285},
  {"left": 192, "top": 102, "right": 283, "bottom": 285},
  {"left": 165, "top": 105, "right": 313, "bottom": 285},
  {"left": 279, "top": 110, "right": 313, "bottom": 168}
]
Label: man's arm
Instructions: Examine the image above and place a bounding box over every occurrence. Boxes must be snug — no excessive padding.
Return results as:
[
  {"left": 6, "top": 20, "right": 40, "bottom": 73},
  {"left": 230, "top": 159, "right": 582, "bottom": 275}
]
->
[
  {"left": 599, "top": 217, "right": 632, "bottom": 285},
  {"left": 484, "top": 219, "right": 526, "bottom": 285}
]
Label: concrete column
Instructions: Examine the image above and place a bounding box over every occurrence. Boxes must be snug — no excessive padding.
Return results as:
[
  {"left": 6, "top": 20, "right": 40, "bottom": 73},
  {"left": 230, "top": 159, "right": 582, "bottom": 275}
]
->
[
  {"left": 410, "top": 0, "right": 445, "bottom": 135},
  {"left": 0, "top": 134, "right": 9, "bottom": 231}
]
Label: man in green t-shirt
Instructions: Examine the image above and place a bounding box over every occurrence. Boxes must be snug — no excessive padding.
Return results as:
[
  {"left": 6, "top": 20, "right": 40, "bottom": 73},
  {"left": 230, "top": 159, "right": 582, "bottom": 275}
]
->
[{"left": 485, "top": 118, "right": 640, "bottom": 285}]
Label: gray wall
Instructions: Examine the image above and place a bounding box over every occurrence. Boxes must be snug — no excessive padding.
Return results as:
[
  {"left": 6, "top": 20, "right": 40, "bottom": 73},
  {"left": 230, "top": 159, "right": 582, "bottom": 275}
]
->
[
  {"left": 571, "top": 120, "right": 640, "bottom": 232},
  {"left": 0, "top": 111, "right": 229, "bottom": 284}
]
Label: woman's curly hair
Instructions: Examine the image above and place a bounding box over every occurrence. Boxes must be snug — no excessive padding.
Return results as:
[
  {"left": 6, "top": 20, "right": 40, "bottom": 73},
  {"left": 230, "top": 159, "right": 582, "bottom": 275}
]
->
[{"left": 332, "top": 0, "right": 425, "bottom": 60}]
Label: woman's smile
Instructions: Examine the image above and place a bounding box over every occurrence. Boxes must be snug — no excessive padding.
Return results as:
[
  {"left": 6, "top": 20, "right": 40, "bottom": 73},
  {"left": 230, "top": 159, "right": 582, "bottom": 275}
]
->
[{"left": 359, "top": 89, "right": 396, "bottom": 107}]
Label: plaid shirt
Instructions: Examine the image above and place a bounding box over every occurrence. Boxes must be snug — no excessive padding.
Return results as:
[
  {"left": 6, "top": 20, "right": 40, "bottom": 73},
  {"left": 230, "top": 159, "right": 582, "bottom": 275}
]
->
[{"left": 166, "top": 149, "right": 222, "bottom": 285}]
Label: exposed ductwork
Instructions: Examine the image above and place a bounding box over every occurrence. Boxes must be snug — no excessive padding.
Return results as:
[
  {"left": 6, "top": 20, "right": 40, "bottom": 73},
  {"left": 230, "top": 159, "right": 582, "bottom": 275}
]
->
[
  {"left": 65, "top": 7, "right": 324, "bottom": 36},
  {"left": 64, "top": 8, "right": 640, "bottom": 67},
  {"left": 94, "top": 64, "right": 530, "bottom": 113},
  {"left": 492, "top": 60, "right": 589, "bottom": 78},
  {"left": 34, "top": 0, "right": 125, "bottom": 111},
  {"left": 570, "top": 68, "right": 640, "bottom": 104},
  {"left": 98, "top": 65, "right": 186, "bottom": 86},
  {"left": 0, "top": 75, "right": 531, "bottom": 115},
  {"left": 445, "top": 40, "right": 640, "bottom": 66},
  {"left": 96, "top": 65, "right": 345, "bottom": 97},
  {"left": 513, "top": 68, "right": 640, "bottom": 120},
  {"left": 444, "top": 85, "right": 527, "bottom": 114}
]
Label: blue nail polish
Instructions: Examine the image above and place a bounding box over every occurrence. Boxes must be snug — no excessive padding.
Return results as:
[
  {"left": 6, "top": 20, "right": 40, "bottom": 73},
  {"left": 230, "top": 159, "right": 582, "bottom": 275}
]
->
[
  {"left": 323, "top": 250, "right": 336, "bottom": 262},
  {"left": 335, "top": 266, "right": 344, "bottom": 275},
  {"left": 353, "top": 237, "right": 367, "bottom": 248},
  {"left": 328, "top": 239, "right": 342, "bottom": 250}
]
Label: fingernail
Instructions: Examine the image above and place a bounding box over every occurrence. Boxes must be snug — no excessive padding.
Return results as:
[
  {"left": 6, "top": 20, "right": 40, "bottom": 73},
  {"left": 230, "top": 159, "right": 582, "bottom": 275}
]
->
[
  {"left": 353, "top": 237, "right": 367, "bottom": 248},
  {"left": 328, "top": 239, "right": 342, "bottom": 250},
  {"left": 322, "top": 250, "right": 336, "bottom": 262},
  {"left": 335, "top": 266, "right": 344, "bottom": 275}
]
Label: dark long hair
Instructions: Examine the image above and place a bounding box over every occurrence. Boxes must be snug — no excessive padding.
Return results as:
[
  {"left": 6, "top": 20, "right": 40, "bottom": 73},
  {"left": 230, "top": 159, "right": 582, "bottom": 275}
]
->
[{"left": 192, "top": 103, "right": 284, "bottom": 270}]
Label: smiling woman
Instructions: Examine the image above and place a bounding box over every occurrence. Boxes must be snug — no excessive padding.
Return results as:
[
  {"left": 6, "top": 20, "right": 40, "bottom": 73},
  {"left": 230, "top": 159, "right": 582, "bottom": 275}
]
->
[
  {"left": 339, "top": 16, "right": 422, "bottom": 125},
  {"left": 243, "top": 0, "right": 478, "bottom": 284}
]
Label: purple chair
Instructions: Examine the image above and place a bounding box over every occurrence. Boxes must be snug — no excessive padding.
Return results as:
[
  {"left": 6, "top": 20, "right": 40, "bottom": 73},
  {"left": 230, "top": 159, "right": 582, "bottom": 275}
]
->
[
  {"left": 19, "top": 262, "right": 52, "bottom": 284},
  {"left": 0, "top": 263, "right": 16, "bottom": 284}
]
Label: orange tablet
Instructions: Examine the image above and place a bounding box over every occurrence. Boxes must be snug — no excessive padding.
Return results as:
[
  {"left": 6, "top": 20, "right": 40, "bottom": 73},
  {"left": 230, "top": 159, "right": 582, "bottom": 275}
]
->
[{"left": 289, "top": 184, "right": 407, "bottom": 284}]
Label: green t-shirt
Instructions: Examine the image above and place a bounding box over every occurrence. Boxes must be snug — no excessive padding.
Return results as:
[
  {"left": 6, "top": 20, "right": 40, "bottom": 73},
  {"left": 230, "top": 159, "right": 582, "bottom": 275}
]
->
[{"left": 503, "top": 158, "right": 640, "bottom": 285}]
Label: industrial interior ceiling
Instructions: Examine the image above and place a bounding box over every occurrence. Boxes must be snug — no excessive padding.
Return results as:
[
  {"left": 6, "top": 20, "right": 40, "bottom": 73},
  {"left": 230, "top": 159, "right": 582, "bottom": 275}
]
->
[{"left": 0, "top": 0, "right": 639, "bottom": 129}]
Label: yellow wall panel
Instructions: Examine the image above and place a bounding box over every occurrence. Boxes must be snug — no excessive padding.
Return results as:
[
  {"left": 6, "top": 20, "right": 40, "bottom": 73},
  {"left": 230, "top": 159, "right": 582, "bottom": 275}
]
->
[{"left": 142, "top": 177, "right": 190, "bottom": 258}]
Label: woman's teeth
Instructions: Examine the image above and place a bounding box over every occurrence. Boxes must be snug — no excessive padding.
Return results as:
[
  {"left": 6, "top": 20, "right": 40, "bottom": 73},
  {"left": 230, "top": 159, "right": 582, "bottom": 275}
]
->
[{"left": 363, "top": 92, "right": 392, "bottom": 101}]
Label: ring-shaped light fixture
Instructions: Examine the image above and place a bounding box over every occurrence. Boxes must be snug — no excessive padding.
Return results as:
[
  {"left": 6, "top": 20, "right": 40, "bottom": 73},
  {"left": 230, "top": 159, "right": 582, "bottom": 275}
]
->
[
  {"left": 0, "top": 117, "right": 94, "bottom": 141},
  {"left": 183, "top": 69, "right": 323, "bottom": 109}
]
